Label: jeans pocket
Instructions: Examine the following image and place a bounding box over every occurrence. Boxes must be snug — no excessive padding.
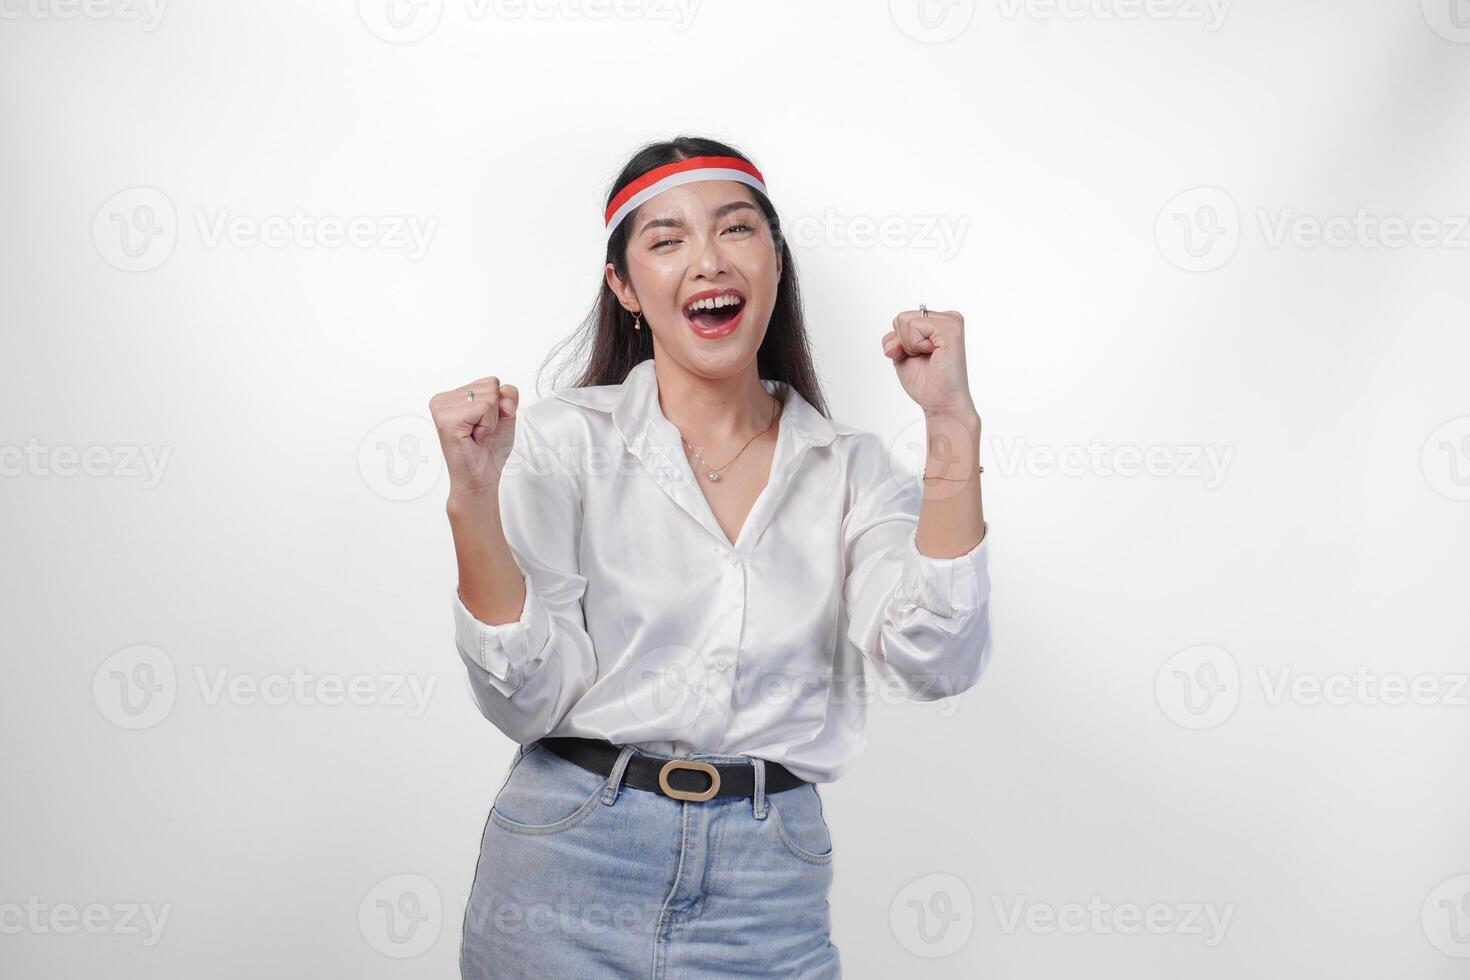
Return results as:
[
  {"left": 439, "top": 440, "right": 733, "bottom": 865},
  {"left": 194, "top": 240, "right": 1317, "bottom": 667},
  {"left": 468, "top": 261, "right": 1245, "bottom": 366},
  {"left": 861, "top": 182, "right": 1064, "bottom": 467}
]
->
[
  {"left": 489, "top": 743, "right": 610, "bottom": 836},
  {"left": 766, "top": 784, "right": 834, "bottom": 864}
]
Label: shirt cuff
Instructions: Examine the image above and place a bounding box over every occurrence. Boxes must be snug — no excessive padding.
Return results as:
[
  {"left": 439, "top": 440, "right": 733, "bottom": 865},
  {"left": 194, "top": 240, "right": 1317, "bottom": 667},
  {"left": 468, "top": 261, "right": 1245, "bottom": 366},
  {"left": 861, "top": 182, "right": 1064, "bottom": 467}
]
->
[
  {"left": 452, "top": 574, "right": 552, "bottom": 686},
  {"left": 893, "top": 522, "right": 989, "bottom": 619}
]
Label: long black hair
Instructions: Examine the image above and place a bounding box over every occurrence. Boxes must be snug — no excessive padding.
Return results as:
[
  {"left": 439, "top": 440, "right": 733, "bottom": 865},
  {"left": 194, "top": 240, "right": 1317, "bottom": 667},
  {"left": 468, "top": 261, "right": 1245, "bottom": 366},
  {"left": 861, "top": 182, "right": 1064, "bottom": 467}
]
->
[{"left": 540, "top": 135, "right": 830, "bottom": 417}]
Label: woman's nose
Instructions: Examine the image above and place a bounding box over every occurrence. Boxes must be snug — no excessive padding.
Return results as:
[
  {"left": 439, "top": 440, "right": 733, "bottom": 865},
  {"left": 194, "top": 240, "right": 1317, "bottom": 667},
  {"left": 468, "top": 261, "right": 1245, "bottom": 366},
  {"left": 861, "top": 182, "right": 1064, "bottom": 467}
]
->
[{"left": 689, "top": 231, "right": 728, "bottom": 275}]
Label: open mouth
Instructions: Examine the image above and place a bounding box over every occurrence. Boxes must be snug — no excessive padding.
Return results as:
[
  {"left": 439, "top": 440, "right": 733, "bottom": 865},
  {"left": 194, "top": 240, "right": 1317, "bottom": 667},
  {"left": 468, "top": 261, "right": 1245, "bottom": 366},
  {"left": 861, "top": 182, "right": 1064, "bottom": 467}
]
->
[{"left": 682, "top": 291, "right": 746, "bottom": 333}]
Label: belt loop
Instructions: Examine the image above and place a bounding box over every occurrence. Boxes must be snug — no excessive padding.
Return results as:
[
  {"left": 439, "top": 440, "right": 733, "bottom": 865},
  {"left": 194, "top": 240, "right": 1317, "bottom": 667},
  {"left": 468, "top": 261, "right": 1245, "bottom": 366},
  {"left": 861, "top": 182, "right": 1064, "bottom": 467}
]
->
[
  {"left": 602, "top": 744, "right": 636, "bottom": 805},
  {"left": 751, "top": 757, "right": 768, "bottom": 820}
]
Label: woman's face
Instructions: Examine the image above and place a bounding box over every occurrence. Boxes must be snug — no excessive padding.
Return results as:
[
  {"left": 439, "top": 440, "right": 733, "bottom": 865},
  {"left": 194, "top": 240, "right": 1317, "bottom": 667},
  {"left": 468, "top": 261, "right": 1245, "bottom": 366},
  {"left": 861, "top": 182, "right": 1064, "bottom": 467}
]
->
[{"left": 606, "top": 179, "right": 782, "bottom": 380}]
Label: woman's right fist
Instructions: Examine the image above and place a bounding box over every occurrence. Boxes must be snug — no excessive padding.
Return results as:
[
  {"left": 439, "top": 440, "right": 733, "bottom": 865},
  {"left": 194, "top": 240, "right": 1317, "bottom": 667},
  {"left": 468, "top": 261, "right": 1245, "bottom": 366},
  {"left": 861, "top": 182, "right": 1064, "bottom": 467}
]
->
[{"left": 429, "top": 376, "right": 519, "bottom": 498}]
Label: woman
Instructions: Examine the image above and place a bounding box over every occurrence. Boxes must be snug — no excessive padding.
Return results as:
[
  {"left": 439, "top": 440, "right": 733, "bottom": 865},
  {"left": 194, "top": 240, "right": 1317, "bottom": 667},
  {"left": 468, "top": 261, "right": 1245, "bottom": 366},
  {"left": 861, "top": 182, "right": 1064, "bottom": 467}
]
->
[{"left": 430, "top": 136, "right": 993, "bottom": 978}]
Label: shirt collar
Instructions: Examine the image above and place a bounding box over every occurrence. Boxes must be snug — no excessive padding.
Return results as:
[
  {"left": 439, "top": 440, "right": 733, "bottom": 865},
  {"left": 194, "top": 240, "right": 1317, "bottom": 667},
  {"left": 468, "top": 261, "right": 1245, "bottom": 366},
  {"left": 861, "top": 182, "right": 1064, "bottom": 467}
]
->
[{"left": 553, "top": 357, "right": 836, "bottom": 455}]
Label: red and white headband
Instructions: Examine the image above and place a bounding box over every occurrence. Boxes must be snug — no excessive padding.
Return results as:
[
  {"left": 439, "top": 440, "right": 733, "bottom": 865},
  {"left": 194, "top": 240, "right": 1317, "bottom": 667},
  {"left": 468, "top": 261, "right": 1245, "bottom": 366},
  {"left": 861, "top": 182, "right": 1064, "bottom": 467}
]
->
[{"left": 604, "top": 155, "right": 768, "bottom": 239}]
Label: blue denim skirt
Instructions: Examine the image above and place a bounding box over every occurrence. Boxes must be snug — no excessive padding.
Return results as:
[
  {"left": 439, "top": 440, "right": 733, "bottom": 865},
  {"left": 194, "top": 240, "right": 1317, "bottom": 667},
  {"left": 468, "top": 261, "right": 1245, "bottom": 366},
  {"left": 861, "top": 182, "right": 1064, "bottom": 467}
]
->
[{"left": 461, "top": 739, "right": 841, "bottom": 978}]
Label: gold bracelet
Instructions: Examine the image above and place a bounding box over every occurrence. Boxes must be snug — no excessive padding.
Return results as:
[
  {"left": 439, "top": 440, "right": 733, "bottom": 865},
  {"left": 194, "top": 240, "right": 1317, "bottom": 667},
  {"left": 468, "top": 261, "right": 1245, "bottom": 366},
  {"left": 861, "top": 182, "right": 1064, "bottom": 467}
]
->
[{"left": 922, "top": 464, "right": 983, "bottom": 481}]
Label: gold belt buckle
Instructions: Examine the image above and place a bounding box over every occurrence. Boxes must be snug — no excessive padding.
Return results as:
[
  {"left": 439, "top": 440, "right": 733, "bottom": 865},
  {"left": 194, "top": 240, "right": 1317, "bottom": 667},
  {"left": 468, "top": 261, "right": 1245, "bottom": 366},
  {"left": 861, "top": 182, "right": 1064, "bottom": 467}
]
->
[{"left": 658, "top": 760, "right": 721, "bottom": 802}]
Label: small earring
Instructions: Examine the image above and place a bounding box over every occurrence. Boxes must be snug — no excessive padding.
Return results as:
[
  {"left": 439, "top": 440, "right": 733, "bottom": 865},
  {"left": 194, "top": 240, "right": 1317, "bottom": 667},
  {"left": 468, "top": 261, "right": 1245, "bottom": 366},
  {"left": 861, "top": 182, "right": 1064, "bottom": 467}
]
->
[{"left": 632, "top": 311, "right": 642, "bottom": 331}]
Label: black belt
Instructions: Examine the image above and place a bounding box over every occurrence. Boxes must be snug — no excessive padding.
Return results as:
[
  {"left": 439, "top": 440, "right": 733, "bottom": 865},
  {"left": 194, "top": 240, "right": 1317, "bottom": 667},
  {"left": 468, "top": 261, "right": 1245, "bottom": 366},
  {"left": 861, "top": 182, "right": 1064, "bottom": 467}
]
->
[{"left": 537, "top": 736, "right": 808, "bottom": 802}]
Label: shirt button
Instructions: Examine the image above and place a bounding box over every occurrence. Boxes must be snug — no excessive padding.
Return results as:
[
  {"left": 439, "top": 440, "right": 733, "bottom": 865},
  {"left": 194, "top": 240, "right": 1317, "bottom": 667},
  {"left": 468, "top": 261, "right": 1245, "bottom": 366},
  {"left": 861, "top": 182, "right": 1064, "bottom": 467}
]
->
[{"left": 712, "top": 656, "right": 731, "bottom": 670}]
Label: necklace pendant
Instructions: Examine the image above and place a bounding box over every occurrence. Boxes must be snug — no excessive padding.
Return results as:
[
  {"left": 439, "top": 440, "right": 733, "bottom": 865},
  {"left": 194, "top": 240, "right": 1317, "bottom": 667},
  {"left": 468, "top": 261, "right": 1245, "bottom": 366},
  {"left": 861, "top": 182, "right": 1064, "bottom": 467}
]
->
[{"left": 707, "top": 471, "right": 720, "bottom": 482}]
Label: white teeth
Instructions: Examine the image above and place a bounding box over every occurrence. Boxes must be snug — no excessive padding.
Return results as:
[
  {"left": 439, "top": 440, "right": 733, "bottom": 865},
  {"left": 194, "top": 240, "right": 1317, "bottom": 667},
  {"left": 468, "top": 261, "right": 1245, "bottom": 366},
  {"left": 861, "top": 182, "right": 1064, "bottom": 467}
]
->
[{"left": 685, "top": 294, "right": 743, "bottom": 313}]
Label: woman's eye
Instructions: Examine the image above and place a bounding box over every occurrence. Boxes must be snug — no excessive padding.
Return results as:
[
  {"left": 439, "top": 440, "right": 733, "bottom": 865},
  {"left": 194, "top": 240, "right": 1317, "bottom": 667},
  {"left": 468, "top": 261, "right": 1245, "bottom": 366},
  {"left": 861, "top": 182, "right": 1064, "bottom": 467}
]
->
[{"left": 650, "top": 224, "right": 750, "bottom": 249}]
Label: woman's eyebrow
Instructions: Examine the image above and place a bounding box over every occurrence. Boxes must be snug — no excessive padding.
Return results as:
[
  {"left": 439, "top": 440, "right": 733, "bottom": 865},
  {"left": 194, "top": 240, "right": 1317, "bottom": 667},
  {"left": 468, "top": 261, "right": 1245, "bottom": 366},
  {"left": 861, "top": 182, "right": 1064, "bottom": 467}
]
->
[{"left": 636, "top": 201, "right": 757, "bottom": 236}]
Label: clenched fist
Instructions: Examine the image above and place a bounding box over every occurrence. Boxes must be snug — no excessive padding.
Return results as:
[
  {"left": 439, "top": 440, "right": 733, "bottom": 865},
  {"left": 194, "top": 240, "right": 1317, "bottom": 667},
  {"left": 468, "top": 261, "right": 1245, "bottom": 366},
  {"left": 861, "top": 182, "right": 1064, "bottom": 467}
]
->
[
  {"left": 880, "top": 308, "right": 978, "bottom": 422},
  {"left": 429, "top": 376, "right": 520, "bottom": 499}
]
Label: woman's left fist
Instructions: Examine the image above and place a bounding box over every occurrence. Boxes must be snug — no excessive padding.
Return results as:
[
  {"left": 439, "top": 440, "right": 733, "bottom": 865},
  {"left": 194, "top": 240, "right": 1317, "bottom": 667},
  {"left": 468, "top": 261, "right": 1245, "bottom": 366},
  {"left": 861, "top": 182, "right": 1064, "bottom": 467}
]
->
[{"left": 880, "top": 308, "right": 978, "bottom": 422}]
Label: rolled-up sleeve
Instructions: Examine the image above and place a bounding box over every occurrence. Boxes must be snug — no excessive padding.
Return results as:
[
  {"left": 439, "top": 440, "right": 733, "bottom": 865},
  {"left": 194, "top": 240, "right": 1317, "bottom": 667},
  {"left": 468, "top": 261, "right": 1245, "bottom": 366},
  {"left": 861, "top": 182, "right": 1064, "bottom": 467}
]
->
[
  {"left": 842, "top": 444, "right": 993, "bottom": 702},
  {"left": 451, "top": 413, "right": 598, "bottom": 744}
]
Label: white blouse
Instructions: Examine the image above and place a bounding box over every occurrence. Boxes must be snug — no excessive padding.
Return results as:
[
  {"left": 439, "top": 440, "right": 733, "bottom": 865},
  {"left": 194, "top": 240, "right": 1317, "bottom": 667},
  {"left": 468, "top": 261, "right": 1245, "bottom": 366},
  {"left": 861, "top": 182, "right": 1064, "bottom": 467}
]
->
[{"left": 451, "top": 358, "right": 993, "bottom": 784}]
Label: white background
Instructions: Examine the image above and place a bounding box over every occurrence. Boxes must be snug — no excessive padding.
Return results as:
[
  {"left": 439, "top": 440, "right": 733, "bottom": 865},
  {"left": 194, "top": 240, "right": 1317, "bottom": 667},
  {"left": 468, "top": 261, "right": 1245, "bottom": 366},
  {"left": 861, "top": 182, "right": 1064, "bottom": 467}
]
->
[{"left": 3, "top": 0, "right": 1469, "bottom": 976}]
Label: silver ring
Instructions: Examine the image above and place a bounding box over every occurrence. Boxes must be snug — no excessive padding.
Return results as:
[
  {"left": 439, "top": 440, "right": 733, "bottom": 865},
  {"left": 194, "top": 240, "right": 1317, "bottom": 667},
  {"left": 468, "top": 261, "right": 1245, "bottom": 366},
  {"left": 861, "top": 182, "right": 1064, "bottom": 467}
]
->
[
  {"left": 466, "top": 389, "right": 474, "bottom": 403},
  {"left": 919, "top": 304, "right": 928, "bottom": 317}
]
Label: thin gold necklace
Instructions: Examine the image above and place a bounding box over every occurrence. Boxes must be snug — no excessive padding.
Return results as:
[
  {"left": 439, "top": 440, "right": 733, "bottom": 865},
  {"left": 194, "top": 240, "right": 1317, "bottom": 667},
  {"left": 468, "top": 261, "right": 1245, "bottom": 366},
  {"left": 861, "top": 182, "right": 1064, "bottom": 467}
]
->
[{"left": 680, "top": 394, "right": 779, "bottom": 482}]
